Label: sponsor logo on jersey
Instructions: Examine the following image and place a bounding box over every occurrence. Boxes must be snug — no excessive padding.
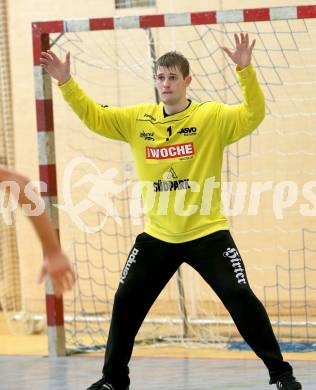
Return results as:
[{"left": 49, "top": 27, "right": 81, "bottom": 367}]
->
[
  {"left": 153, "top": 179, "right": 191, "bottom": 192},
  {"left": 177, "top": 127, "right": 197, "bottom": 136},
  {"left": 153, "top": 168, "right": 191, "bottom": 193},
  {"left": 165, "top": 167, "right": 177, "bottom": 180},
  {"left": 140, "top": 131, "right": 155, "bottom": 141},
  {"left": 146, "top": 142, "right": 194, "bottom": 160}
]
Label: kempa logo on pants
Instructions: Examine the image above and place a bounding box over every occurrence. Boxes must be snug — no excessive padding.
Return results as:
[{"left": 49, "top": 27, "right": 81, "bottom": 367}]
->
[
  {"left": 120, "top": 248, "right": 139, "bottom": 284},
  {"left": 223, "top": 247, "right": 247, "bottom": 285}
]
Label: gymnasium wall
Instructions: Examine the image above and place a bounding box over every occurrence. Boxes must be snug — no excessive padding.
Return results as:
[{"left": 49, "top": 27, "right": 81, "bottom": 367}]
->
[{"left": 5, "top": 0, "right": 316, "bottom": 322}]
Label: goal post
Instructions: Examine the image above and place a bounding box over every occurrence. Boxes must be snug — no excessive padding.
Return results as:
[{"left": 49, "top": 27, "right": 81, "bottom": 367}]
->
[{"left": 32, "top": 5, "right": 316, "bottom": 356}]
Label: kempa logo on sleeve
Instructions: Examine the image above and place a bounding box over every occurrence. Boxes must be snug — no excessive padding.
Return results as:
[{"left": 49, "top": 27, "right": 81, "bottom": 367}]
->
[
  {"left": 120, "top": 248, "right": 139, "bottom": 284},
  {"left": 146, "top": 142, "right": 194, "bottom": 160},
  {"left": 143, "top": 113, "right": 156, "bottom": 121}
]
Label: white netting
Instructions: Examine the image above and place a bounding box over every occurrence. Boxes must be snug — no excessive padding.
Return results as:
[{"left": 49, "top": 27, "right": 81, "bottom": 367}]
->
[
  {"left": 38, "top": 17, "right": 316, "bottom": 352},
  {"left": 0, "top": 0, "right": 22, "bottom": 334}
]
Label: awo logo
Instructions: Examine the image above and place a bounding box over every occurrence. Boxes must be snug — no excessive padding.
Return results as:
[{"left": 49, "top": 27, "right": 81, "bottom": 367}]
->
[
  {"left": 177, "top": 127, "right": 197, "bottom": 136},
  {"left": 146, "top": 142, "right": 194, "bottom": 160}
]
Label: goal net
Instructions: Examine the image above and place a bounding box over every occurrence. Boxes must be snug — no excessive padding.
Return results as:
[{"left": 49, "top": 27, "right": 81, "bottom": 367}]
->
[
  {"left": 32, "top": 6, "right": 316, "bottom": 354},
  {"left": 0, "top": 0, "right": 21, "bottom": 334}
]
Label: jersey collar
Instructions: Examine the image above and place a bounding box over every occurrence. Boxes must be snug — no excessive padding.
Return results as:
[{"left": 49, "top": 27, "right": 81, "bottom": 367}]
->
[{"left": 159, "top": 99, "right": 196, "bottom": 122}]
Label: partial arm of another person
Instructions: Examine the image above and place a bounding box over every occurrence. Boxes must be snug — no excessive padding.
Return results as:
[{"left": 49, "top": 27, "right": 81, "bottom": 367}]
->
[
  {"left": 0, "top": 166, "right": 75, "bottom": 297},
  {"left": 219, "top": 32, "right": 265, "bottom": 145},
  {"left": 40, "top": 50, "right": 134, "bottom": 142}
]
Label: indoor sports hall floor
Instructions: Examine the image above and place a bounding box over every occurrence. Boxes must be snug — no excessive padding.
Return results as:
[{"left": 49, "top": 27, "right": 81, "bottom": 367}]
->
[
  {"left": 1, "top": 354, "right": 316, "bottom": 389},
  {"left": 1, "top": 337, "right": 316, "bottom": 390},
  {"left": 1, "top": 315, "right": 315, "bottom": 389}
]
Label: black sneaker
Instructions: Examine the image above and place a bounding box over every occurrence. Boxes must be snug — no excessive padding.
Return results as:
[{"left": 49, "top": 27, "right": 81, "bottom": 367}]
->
[
  {"left": 273, "top": 373, "right": 302, "bottom": 389},
  {"left": 87, "top": 377, "right": 129, "bottom": 390}
]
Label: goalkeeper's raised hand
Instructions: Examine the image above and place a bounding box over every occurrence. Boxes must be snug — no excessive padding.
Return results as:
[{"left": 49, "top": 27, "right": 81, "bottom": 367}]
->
[
  {"left": 221, "top": 32, "right": 255, "bottom": 69},
  {"left": 40, "top": 50, "right": 71, "bottom": 85}
]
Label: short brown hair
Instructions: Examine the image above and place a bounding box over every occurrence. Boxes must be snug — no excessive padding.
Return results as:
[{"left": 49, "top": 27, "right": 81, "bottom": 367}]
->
[{"left": 155, "top": 51, "right": 190, "bottom": 78}]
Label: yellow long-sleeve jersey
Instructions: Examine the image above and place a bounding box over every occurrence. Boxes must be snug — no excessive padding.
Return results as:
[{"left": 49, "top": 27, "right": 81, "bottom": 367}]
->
[{"left": 59, "top": 64, "right": 265, "bottom": 243}]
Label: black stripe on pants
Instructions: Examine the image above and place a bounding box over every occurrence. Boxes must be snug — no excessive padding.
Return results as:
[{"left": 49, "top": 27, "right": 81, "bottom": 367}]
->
[{"left": 102, "top": 230, "right": 292, "bottom": 389}]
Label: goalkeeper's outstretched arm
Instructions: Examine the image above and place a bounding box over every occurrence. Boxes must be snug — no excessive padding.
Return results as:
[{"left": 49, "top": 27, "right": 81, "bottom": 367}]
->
[{"left": 218, "top": 32, "right": 265, "bottom": 144}]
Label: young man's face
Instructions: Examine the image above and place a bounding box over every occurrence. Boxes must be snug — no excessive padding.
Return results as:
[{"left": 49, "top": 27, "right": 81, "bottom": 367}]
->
[{"left": 155, "top": 66, "right": 192, "bottom": 105}]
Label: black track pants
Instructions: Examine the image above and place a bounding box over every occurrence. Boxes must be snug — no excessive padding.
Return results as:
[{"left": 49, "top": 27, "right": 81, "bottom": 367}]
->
[{"left": 102, "top": 230, "right": 292, "bottom": 389}]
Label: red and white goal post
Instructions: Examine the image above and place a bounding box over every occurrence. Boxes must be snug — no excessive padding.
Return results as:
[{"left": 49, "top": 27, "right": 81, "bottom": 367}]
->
[{"left": 32, "top": 5, "right": 316, "bottom": 356}]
